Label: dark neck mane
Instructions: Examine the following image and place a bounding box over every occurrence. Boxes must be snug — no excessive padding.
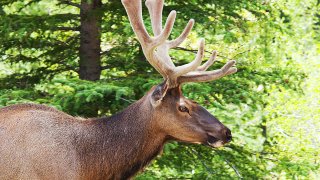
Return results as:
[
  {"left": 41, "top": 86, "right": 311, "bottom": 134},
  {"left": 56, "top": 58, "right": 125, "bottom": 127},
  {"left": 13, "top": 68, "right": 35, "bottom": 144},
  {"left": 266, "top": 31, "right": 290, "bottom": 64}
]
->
[{"left": 75, "top": 98, "right": 166, "bottom": 179}]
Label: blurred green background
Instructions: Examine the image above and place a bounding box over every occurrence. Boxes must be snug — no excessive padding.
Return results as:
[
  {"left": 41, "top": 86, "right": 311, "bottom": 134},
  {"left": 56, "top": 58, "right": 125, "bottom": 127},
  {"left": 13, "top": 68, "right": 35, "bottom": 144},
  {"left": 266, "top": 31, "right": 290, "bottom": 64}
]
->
[{"left": 0, "top": 0, "right": 319, "bottom": 179}]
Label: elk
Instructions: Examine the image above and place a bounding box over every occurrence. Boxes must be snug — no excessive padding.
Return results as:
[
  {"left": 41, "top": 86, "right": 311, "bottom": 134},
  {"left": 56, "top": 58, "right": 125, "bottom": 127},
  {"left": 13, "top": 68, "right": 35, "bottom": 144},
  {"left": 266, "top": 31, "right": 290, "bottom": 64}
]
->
[{"left": 0, "top": 0, "right": 237, "bottom": 179}]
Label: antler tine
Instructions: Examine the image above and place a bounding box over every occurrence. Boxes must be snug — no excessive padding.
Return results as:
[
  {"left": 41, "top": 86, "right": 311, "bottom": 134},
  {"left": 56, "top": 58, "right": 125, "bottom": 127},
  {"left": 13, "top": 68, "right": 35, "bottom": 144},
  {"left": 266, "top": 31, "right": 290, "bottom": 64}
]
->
[
  {"left": 168, "top": 19, "right": 194, "bottom": 48},
  {"left": 178, "top": 60, "right": 237, "bottom": 84},
  {"left": 197, "top": 50, "right": 217, "bottom": 71},
  {"left": 122, "top": 0, "right": 151, "bottom": 46},
  {"left": 145, "top": 0, "right": 163, "bottom": 36},
  {"left": 173, "top": 38, "right": 205, "bottom": 77},
  {"left": 145, "top": 0, "right": 193, "bottom": 48},
  {"left": 145, "top": 0, "right": 176, "bottom": 46},
  {"left": 153, "top": 10, "right": 176, "bottom": 46}
]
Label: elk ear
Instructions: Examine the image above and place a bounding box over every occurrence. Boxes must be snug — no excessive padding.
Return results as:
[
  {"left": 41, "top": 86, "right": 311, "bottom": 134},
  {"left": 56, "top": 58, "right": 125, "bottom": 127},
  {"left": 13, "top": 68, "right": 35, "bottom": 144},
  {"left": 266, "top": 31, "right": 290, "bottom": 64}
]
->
[{"left": 150, "top": 81, "right": 169, "bottom": 107}]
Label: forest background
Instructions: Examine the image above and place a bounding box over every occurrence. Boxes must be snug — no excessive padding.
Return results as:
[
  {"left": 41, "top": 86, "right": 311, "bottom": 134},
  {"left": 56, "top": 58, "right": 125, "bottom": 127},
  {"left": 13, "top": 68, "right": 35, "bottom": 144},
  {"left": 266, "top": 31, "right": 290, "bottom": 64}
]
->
[{"left": 0, "top": 0, "right": 319, "bottom": 179}]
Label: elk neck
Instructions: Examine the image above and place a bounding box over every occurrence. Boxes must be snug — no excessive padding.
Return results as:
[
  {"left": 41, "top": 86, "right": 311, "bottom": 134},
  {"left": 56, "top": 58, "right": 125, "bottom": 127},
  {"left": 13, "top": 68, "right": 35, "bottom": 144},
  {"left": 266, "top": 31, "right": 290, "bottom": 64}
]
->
[{"left": 74, "top": 95, "right": 167, "bottom": 179}]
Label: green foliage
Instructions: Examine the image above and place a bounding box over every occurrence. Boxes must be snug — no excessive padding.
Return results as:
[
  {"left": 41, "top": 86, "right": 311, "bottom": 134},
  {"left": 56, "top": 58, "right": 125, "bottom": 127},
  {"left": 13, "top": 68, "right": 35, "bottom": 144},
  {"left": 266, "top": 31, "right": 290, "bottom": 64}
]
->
[
  {"left": 1, "top": 0, "right": 320, "bottom": 179},
  {"left": 0, "top": 78, "right": 133, "bottom": 117}
]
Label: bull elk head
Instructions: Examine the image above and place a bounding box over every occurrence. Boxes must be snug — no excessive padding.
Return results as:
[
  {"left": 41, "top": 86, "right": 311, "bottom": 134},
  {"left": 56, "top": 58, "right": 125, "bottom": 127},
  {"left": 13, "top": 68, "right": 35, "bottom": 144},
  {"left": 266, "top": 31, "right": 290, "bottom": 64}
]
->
[{"left": 122, "top": 0, "right": 237, "bottom": 147}]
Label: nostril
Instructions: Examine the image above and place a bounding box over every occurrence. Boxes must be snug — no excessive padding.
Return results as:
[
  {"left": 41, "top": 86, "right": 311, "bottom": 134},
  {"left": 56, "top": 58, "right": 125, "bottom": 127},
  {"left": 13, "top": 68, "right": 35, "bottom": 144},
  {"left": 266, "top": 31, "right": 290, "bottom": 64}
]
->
[
  {"left": 226, "top": 134, "right": 232, "bottom": 142},
  {"left": 225, "top": 129, "right": 232, "bottom": 142}
]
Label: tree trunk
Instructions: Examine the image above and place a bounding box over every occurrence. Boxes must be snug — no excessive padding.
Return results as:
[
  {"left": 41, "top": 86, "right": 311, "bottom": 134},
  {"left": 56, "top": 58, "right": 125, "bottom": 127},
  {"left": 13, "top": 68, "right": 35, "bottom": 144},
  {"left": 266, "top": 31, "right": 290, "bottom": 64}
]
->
[{"left": 79, "top": 0, "right": 102, "bottom": 81}]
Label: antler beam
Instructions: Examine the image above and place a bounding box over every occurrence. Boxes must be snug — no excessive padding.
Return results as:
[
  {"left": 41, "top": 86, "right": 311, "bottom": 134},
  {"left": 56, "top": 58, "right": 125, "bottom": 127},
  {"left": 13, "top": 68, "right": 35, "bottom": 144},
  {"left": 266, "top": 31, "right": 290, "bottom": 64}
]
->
[{"left": 122, "top": 0, "right": 237, "bottom": 88}]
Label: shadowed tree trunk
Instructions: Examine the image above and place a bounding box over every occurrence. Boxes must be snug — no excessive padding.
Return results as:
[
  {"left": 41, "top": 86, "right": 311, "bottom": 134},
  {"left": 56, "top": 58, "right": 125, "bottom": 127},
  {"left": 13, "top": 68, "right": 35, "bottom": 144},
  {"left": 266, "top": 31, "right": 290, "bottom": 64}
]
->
[{"left": 79, "top": 0, "right": 102, "bottom": 81}]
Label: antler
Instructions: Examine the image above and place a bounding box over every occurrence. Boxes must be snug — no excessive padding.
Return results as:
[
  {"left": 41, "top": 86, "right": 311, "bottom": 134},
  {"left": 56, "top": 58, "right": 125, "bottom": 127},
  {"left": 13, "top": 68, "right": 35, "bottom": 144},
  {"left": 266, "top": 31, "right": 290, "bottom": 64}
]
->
[{"left": 121, "top": 0, "right": 237, "bottom": 88}]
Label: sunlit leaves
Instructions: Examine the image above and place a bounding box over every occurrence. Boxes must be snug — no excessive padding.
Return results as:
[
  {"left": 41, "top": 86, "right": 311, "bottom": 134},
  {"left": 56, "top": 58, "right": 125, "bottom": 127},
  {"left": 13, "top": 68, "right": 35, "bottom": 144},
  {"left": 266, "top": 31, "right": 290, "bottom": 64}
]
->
[{"left": 0, "top": 0, "right": 319, "bottom": 179}]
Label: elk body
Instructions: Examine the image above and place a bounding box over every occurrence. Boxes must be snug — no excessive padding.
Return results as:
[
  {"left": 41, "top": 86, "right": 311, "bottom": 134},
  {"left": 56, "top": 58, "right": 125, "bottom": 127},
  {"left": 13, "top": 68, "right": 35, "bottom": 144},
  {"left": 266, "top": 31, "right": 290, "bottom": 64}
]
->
[{"left": 0, "top": 0, "right": 237, "bottom": 179}]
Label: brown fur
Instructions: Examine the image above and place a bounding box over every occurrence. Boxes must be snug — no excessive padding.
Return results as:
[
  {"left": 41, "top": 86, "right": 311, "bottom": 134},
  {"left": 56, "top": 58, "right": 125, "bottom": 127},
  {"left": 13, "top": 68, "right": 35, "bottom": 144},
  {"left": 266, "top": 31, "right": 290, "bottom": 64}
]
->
[{"left": 0, "top": 86, "right": 231, "bottom": 179}]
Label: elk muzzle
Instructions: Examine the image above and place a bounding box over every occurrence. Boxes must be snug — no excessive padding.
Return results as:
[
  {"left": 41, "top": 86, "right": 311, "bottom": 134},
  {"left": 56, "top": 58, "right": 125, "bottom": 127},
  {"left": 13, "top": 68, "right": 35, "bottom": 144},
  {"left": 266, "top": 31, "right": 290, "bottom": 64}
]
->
[{"left": 206, "top": 127, "right": 232, "bottom": 148}]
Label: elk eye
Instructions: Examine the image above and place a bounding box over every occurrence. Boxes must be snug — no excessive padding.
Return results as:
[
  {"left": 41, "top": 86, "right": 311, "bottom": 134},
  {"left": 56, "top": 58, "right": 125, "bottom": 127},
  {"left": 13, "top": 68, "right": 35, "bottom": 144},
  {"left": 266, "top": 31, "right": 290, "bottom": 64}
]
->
[{"left": 178, "top": 105, "right": 189, "bottom": 113}]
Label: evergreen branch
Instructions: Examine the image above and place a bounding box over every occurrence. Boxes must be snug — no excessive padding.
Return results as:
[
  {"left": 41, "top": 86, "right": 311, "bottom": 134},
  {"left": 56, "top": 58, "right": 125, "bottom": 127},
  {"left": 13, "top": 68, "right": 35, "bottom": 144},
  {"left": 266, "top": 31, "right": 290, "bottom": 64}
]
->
[
  {"left": 214, "top": 150, "right": 242, "bottom": 179},
  {"left": 212, "top": 94, "right": 224, "bottom": 105},
  {"left": 100, "top": 50, "right": 111, "bottom": 56},
  {"left": 186, "top": 146, "right": 216, "bottom": 176},
  {"left": 101, "top": 65, "right": 112, "bottom": 70},
  {"left": 17, "top": 0, "right": 42, "bottom": 12},
  {"left": 174, "top": 47, "right": 230, "bottom": 60},
  {"left": 58, "top": 0, "right": 81, "bottom": 9},
  {"left": 231, "top": 50, "right": 251, "bottom": 59},
  {"left": 53, "top": 26, "right": 80, "bottom": 31}
]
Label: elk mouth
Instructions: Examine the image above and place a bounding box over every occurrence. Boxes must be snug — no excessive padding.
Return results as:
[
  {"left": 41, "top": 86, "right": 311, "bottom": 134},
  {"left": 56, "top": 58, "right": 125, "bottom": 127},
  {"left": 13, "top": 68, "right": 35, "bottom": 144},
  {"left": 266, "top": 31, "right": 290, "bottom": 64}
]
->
[{"left": 206, "top": 134, "right": 225, "bottom": 148}]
